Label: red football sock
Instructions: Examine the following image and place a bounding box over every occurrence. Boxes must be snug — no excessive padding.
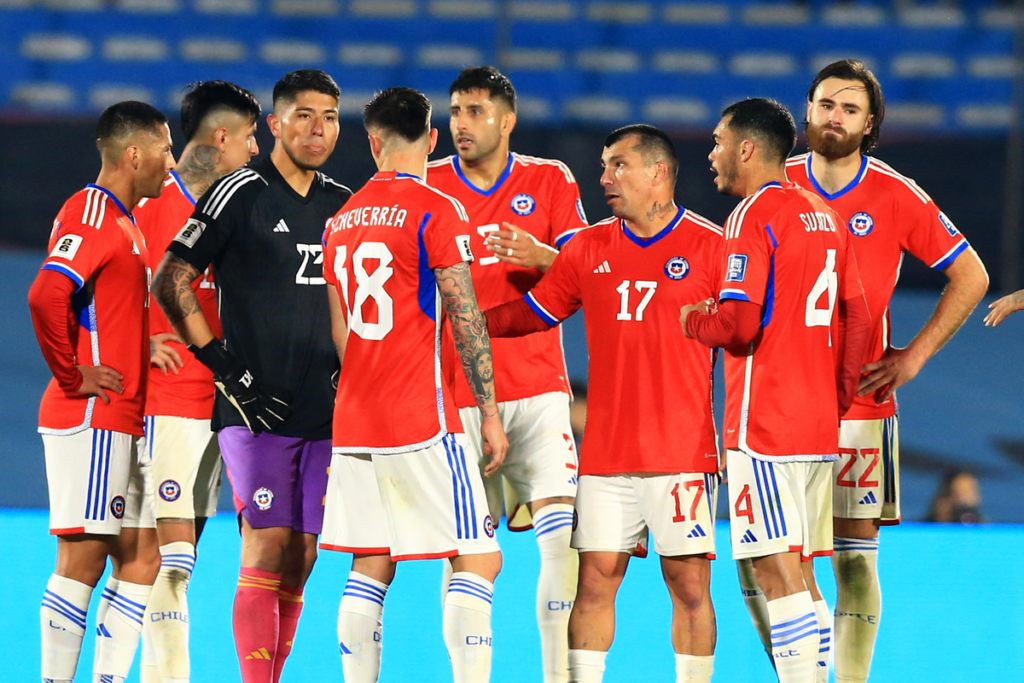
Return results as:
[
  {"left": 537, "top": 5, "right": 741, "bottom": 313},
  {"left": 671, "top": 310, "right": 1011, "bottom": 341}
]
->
[
  {"left": 273, "top": 586, "right": 304, "bottom": 683},
  {"left": 233, "top": 567, "right": 282, "bottom": 683}
]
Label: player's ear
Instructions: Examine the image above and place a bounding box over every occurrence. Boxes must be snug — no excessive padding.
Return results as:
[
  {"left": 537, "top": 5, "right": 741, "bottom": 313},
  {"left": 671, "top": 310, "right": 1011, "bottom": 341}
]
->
[
  {"left": 863, "top": 114, "right": 874, "bottom": 136},
  {"left": 215, "top": 127, "right": 229, "bottom": 151},
  {"left": 427, "top": 128, "right": 439, "bottom": 155},
  {"left": 126, "top": 143, "right": 141, "bottom": 170},
  {"left": 502, "top": 110, "right": 517, "bottom": 137},
  {"left": 367, "top": 133, "right": 384, "bottom": 161},
  {"left": 739, "top": 139, "right": 755, "bottom": 163},
  {"left": 267, "top": 112, "right": 281, "bottom": 140}
]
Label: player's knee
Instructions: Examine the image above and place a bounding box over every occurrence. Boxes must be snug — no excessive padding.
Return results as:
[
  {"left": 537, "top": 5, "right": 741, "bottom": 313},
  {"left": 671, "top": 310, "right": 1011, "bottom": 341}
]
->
[{"left": 665, "top": 567, "right": 710, "bottom": 612}]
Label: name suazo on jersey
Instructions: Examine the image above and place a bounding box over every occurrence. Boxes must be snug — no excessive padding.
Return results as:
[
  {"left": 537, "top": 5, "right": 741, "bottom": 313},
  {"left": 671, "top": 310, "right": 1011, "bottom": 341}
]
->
[
  {"left": 513, "top": 208, "right": 723, "bottom": 476},
  {"left": 39, "top": 185, "right": 151, "bottom": 436},
  {"left": 136, "top": 171, "right": 221, "bottom": 419},
  {"left": 427, "top": 152, "right": 588, "bottom": 407},
  {"left": 718, "top": 182, "right": 864, "bottom": 461},
  {"left": 323, "top": 171, "right": 475, "bottom": 453},
  {"left": 787, "top": 153, "right": 970, "bottom": 420}
]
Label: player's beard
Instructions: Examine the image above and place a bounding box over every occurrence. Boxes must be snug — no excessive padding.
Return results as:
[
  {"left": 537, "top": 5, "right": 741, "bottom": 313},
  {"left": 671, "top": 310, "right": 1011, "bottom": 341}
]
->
[
  {"left": 282, "top": 137, "right": 328, "bottom": 172},
  {"left": 806, "top": 121, "right": 863, "bottom": 161},
  {"left": 457, "top": 130, "right": 500, "bottom": 164},
  {"left": 714, "top": 154, "right": 739, "bottom": 196}
]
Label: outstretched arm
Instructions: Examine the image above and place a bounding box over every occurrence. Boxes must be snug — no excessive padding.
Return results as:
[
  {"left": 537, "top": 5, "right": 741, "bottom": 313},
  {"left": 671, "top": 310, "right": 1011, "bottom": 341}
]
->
[{"left": 153, "top": 252, "right": 215, "bottom": 348}]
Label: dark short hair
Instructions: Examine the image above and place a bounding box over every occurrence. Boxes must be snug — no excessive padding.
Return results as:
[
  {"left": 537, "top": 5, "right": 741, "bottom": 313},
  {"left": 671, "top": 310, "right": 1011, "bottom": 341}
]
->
[
  {"left": 721, "top": 98, "right": 796, "bottom": 165},
  {"left": 807, "top": 59, "right": 885, "bottom": 153},
  {"left": 180, "top": 80, "right": 261, "bottom": 143},
  {"left": 96, "top": 100, "right": 168, "bottom": 151},
  {"left": 363, "top": 87, "right": 431, "bottom": 143},
  {"left": 449, "top": 65, "right": 517, "bottom": 113},
  {"left": 272, "top": 69, "right": 340, "bottom": 108},
  {"left": 604, "top": 123, "right": 679, "bottom": 183}
]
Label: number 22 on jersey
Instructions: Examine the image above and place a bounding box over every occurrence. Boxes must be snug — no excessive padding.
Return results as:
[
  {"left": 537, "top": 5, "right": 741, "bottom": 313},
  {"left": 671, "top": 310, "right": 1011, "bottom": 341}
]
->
[{"left": 333, "top": 243, "right": 395, "bottom": 340}]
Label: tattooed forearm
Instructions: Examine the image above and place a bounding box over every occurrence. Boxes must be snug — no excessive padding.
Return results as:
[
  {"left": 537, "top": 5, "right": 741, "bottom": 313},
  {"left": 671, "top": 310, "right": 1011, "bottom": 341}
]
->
[
  {"left": 646, "top": 200, "right": 675, "bottom": 222},
  {"left": 154, "top": 253, "right": 203, "bottom": 325},
  {"left": 176, "top": 145, "right": 223, "bottom": 199},
  {"left": 435, "top": 262, "right": 498, "bottom": 413}
]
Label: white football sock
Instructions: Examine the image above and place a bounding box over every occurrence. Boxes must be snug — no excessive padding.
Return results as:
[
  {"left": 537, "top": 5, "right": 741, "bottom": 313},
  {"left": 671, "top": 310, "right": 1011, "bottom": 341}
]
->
[
  {"left": 443, "top": 572, "right": 494, "bottom": 683},
  {"left": 737, "top": 558, "right": 773, "bottom": 657},
  {"left": 767, "top": 591, "right": 820, "bottom": 683},
  {"left": 144, "top": 542, "right": 195, "bottom": 683},
  {"left": 94, "top": 580, "right": 152, "bottom": 682},
  {"left": 139, "top": 621, "right": 159, "bottom": 683},
  {"left": 832, "top": 537, "right": 881, "bottom": 683},
  {"left": 813, "top": 599, "right": 831, "bottom": 683},
  {"left": 674, "top": 654, "right": 713, "bottom": 683},
  {"left": 337, "top": 571, "right": 388, "bottom": 683},
  {"left": 534, "top": 504, "right": 578, "bottom": 683},
  {"left": 41, "top": 574, "right": 93, "bottom": 683},
  {"left": 441, "top": 560, "right": 453, "bottom": 609},
  {"left": 567, "top": 649, "right": 606, "bottom": 683}
]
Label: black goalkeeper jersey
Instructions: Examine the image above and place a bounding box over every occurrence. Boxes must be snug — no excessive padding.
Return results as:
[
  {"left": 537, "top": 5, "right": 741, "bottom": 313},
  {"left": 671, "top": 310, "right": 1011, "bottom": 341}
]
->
[{"left": 168, "top": 155, "right": 352, "bottom": 439}]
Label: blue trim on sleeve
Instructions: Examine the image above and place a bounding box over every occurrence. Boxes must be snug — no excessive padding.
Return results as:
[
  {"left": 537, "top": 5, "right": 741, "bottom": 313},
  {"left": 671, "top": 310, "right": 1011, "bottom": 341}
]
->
[
  {"left": 417, "top": 213, "right": 437, "bottom": 321},
  {"left": 555, "top": 229, "right": 580, "bottom": 249},
  {"left": 453, "top": 154, "right": 514, "bottom": 197},
  {"left": 524, "top": 292, "right": 560, "bottom": 326},
  {"left": 765, "top": 223, "right": 778, "bottom": 249},
  {"left": 86, "top": 183, "right": 135, "bottom": 225},
  {"left": 806, "top": 153, "right": 868, "bottom": 201},
  {"left": 621, "top": 207, "right": 685, "bottom": 248},
  {"left": 762, "top": 254, "right": 776, "bottom": 328},
  {"left": 932, "top": 240, "right": 969, "bottom": 271},
  {"left": 41, "top": 262, "right": 84, "bottom": 290},
  {"left": 169, "top": 170, "right": 196, "bottom": 205},
  {"left": 719, "top": 290, "right": 751, "bottom": 303}
]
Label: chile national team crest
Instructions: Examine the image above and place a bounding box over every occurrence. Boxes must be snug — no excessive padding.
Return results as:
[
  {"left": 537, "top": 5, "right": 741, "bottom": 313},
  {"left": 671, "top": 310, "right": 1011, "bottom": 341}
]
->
[
  {"left": 483, "top": 515, "right": 495, "bottom": 538},
  {"left": 511, "top": 193, "right": 536, "bottom": 216},
  {"left": 848, "top": 212, "right": 874, "bottom": 237},
  {"left": 110, "top": 496, "right": 125, "bottom": 519},
  {"left": 664, "top": 256, "right": 690, "bottom": 280},
  {"left": 159, "top": 480, "right": 181, "bottom": 502},
  {"left": 253, "top": 487, "right": 274, "bottom": 511}
]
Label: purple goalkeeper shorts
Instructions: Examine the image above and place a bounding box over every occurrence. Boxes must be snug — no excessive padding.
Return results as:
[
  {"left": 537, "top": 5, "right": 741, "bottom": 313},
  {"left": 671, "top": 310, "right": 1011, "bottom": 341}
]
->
[{"left": 218, "top": 427, "right": 330, "bottom": 535}]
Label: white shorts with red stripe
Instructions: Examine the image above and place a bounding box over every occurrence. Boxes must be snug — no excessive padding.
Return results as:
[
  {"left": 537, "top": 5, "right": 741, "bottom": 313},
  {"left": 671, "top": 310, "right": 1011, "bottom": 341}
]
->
[
  {"left": 727, "top": 450, "right": 833, "bottom": 561},
  {"left": 320, "top": 433, "right": 500, "bottom": 560},
  {"left": 834, "top": 416, "right": 900, "bottom": 524}
]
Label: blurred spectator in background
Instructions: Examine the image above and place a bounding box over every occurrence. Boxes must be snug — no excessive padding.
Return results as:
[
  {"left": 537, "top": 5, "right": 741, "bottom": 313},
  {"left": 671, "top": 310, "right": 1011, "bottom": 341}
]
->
[
  {"left": 569, "top": 381, "right": 587, "bottom": 452},
  {"left": 926, "top": 470, "right": 985, "bottom": 523}
]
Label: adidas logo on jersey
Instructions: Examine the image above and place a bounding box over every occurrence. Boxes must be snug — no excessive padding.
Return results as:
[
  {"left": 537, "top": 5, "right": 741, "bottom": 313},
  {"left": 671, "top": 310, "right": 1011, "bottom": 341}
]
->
[
  {"left": 686, "top": 524, "right": 707, "bottom": 539},
  {"left": 859, "top": 491, "right": 878, "bottom": 505},
  {"left": 593, "top": 260, "right": 611, "bottom": 274},
  {"left": 273, "top": 219, "right": 290, "bottom": 233},
  {"left": 741, "top": 530, "right": 758, "bottom": 544}
]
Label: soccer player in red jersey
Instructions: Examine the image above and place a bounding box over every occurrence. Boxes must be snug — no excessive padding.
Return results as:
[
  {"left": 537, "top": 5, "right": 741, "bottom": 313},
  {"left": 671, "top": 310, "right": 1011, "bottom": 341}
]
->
[
  {"left": 485, "top": 124, "right": 724, "bottom": 683},
  {"left": 134, "top": 80, "right": 260, "bottom": 683},
  {"left": 427, "top": 66, "right": 588, "bottom": 683},
  {"left": 27, "top": 101, "right": 175, "bottom": 683},
  {"left": 320, "top": 87, "right": 508, "bottom": 683},
  {"left": 683, "top": 98, "right": 871, "bottom": 683},
  {"left": 784, "top": 61, "right": 989, "bottom": 683}
]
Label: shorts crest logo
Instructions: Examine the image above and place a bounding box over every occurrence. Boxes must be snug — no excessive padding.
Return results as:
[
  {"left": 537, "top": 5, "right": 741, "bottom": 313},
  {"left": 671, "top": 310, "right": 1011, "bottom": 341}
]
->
[
  {"left": 664, "top": 256, "right": 690, "bottom": 280},
  {"left": 572, "top": 509, "right": 579, "bottom": 532},
  {"left": 483, "top": 515, "right": 495, "bottom": 538},
  {"left": 110, "top": 496, "right": 125, "bottom": 519},
  {"left": 159, "top": 480, "right": 181, "bottom": 502},
  {"left": 511, "top": 193, "right": 536, "bottom": 216},
  {"left": 253, "top": 487, "right": 274, "bottom": 511},
  {"left": 848, "top": 212, "right": 874, "bottom": 237}
]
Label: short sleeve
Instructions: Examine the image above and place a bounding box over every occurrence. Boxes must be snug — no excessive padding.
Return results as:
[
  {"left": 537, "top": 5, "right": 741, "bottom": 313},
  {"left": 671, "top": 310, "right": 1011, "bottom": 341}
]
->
[
  {"left": 166, "top": 171, "right": 261, "bottom": 272},
  {"left": 548, "top": 167, "right": 589, "bottom": 249},
  {"left": 719, "top": 206, "right": 773, "bottom": 306},
  {"left": 899, "top": 193, "right": 969, "bottom": 271},
  {"left": 424, "top": 201, "right": 474, "bottom": 271},
  {"left": 41, "top": 220, "right": 117, "bottom": 291},
  {"left": 524, "top": 238, "right": 583, "bottom": 324}
]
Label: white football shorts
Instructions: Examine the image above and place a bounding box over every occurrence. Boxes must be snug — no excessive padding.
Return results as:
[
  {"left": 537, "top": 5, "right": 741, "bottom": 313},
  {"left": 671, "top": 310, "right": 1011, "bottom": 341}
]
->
[
  {"left": 320, "top": 433, "right": 500, "bottom": 561},
  {"left": 572, "top": 472, "right": 718, "bottom": 558},
  {"left": 143, "top": 415, "right": 223, "bottom": 520},
  {"left": 834, "top": 416, "right": 900, "bottom": 524},
  {"left": 44, "top": 428, "right": 154, "bottom": 535},
  {"left": 727, "top": 450, "right": 833, "bottom": 561},
  {"left": 459, "top": 391, "right": 578, "bottom": 530}
]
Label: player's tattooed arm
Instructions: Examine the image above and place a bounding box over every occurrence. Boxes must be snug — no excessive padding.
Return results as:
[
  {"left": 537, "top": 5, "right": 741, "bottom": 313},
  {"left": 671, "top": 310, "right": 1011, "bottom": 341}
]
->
[
  {"left": 175, "top": 145, "right": 223, "bottom": 199},
  {"left": 435, "top": 262, "right": 499, "bottom": 416},
  {"left": 153, "top": 252, "right": 216, "bottom": 347}
]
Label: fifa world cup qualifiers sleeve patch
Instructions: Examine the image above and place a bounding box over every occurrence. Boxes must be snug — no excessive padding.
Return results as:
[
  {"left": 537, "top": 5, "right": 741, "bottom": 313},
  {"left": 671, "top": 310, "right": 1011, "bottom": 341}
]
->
[
  {"left": 49, "top": 234, "right": 83, "bottom": 260},
  {"left": 456, "top": 234, "right": 474, "bottom": 262},
  {"left": 576, "top": 198, "right": 587, "bottom": 223},
  {"left": 937, "top": 211, "right": 959, "bottom": 237},
  {"left": 174, "top": 218, "right": 206, "bottom": 248},
  {"left": 725, "top": 254, "right": 748, "bottom": 282}
]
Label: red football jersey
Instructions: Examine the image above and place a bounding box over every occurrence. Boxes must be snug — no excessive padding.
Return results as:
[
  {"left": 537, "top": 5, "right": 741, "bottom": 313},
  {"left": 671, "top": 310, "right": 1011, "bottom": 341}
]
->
[
  {"left": 38, "top": 185, "right": 151, "bottom": 436},
  {"left": 323, "top": 171, "right": 475, "bottom": 453},
  {"left": 135, "top": 171, "right": 221, "bottom": 419},
  {"left": 787, "top": 153, "right": 970, "bottom": 419},
  {"left": 524, "top": 208, "right": 723, "bottom": 476},
  {"left": 717, "top": 182, "right": 864, "bottom": 461},
  {"left": 427, "top": 152, "right": 588, "bottom": 407}
]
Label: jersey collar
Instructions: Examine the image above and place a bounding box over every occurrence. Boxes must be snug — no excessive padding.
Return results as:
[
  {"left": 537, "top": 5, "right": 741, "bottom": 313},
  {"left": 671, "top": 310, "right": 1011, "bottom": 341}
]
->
[
  {"left": 86, "top": 183, "right": 135, "bottom": 225},
  {"left": 452, "top": 153, "right": 514, "bottom": 197},
  {"left": 168, "top": 170, "right": 196, "bottom": 205},
  {"left": 621, "top": 206, "right": 685, "bottom": 248},
  {"left": 805, "top": 152, "right": 869, "bottom": 201}
]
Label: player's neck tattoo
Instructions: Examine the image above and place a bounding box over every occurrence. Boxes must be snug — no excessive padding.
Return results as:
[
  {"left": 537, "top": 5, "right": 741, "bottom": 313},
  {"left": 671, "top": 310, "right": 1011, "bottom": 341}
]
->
[
  {"left": 646, "top": 200, "right": 674, "bottom": 222},
  {"left": 177, "top": 144, "right": 223, "bottom": 198}
]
